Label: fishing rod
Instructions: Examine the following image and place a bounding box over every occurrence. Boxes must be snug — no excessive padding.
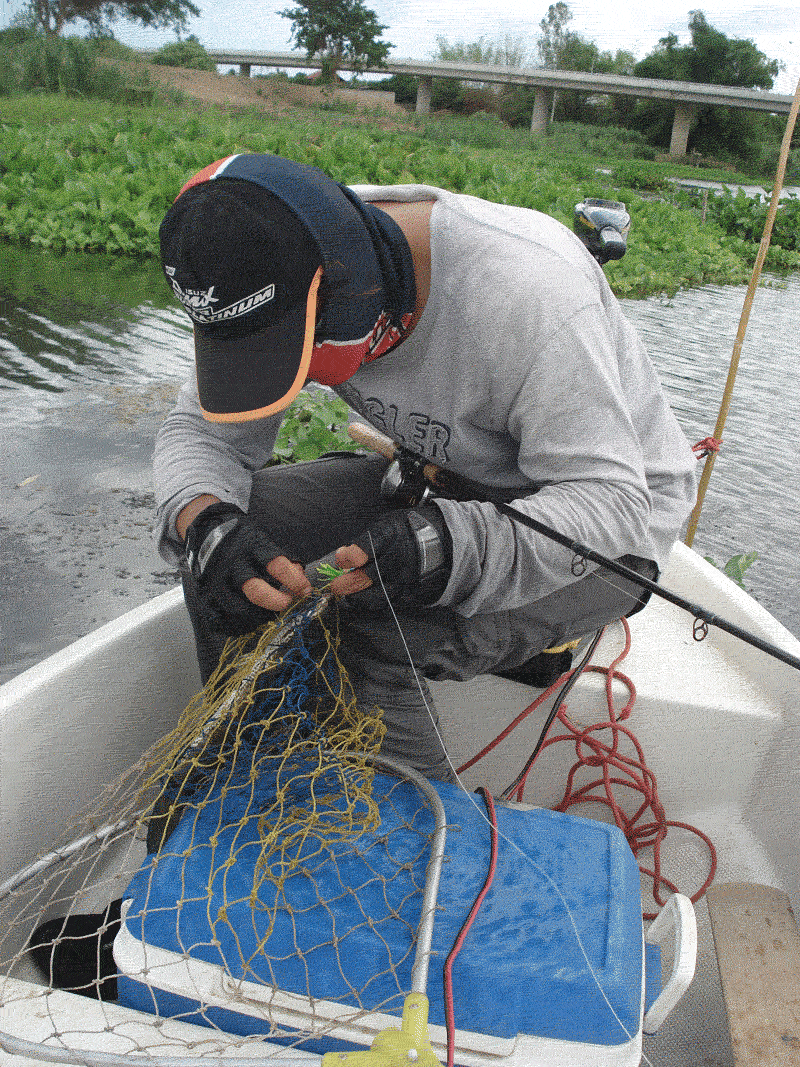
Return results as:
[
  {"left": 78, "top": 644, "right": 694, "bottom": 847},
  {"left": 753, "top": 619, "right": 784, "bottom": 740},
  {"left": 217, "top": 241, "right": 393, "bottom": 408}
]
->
[{"left": 348, "top": 422, "right": 800, "bottom": 675}]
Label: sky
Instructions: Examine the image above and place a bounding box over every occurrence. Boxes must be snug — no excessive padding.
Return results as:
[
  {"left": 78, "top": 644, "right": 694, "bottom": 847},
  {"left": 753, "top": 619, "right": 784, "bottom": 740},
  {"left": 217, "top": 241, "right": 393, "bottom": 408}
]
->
[{"left": 2, "top": 0, "right": 798, "bottom": 93}]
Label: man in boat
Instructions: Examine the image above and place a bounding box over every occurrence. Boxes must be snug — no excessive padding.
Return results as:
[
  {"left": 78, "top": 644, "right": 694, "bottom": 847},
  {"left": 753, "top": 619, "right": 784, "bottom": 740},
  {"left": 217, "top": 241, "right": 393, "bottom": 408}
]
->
[{"left": 153, "top": 153, "right": 697, "bottom": 781}]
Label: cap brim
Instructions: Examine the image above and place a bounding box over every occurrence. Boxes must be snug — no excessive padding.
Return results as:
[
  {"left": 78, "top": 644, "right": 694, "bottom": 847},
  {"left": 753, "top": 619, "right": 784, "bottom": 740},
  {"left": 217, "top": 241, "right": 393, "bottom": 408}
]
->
[{"left": 195, "top": 267, "right": 322, "bottom": 423}]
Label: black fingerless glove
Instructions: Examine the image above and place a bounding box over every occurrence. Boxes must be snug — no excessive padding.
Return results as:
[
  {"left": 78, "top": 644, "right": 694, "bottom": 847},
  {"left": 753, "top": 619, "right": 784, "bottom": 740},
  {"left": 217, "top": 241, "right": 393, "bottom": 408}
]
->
[
  {"left": 183, "top": 502, "right": 285, "bottom": 632},
  {"left": 349, "top": 505, "right": 453, "bottom": 611}
]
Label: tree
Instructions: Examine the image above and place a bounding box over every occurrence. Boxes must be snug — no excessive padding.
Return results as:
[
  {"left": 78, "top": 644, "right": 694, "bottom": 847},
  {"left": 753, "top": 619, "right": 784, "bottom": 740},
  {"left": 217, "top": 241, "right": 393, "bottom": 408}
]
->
[
  {"left": 537, "top": 2, "right": 573, "bottom": 70},
  {"left": 432, "top": 34, "right": 533, "bottom": 117},
  {"left": 435, "top": 34, "right": 532, "bottom": 70},
  {"left": 635, "top": 11, "right": 779, "bottom": 88},
  {"left": 535, "top": 4, "right": 635, "bottom": 125},
  {"left": 24, "top": 0, "right": 198, "bottom": 37},
  {"left": 280, "top": 0, "right": 392, "bottom": 83},
  {"left": 552, "top": 36, "right": 638, "bottom": 123},
  {"left": 631, "top": 10, "right": 782, "bottom": 160},
  {"left": 151, "top": 33, "right": 215, "bottom": 70}
]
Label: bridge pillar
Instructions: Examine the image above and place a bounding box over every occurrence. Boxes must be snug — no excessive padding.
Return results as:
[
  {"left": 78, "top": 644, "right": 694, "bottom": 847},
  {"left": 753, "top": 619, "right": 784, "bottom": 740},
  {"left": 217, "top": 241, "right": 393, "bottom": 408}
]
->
[
  {"left": 669, "top": 102, "right": 696, "bottom": 157},
  {"left": 530, "top": 88, "right": 554, "bottom": 133},
  {"left": 240, "top": 63, "right": 251, "bottom": 78},
  {"left": 416, "top": 76, "right": 432, "bottom": 116}
]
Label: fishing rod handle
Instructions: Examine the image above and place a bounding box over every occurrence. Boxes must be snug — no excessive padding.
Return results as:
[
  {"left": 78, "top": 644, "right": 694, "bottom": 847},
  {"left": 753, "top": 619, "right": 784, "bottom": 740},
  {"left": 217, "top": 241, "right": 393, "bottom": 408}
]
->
[
  {"left": 347, "top": 423, "right": 479, "bottom": 502},
  {"left": 348, "top": 423, "right": 442, "bottom": 484},
  {"left": 347, "top": 422, "right": 398, "bottom": 459}
]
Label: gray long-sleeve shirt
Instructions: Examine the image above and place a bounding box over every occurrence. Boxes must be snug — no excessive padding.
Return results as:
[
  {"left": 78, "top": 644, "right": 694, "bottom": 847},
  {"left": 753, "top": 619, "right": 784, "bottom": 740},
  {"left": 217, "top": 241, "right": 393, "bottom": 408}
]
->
[{"left": 154, "top": 184, "right": 697, "bottom": 618}]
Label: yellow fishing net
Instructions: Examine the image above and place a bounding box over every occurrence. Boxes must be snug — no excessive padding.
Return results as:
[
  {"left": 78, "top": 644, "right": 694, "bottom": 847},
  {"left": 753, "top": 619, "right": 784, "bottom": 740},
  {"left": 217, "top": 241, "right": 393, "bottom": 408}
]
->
[
  {"left": 140, "top": 591, "right": 385, "bottom": 872},
  {"left": 135, "top": 590, "right": 387, "bottom": 952},
  {"left": 0, "top": 592, "right": 453, "bottom": 1065}
]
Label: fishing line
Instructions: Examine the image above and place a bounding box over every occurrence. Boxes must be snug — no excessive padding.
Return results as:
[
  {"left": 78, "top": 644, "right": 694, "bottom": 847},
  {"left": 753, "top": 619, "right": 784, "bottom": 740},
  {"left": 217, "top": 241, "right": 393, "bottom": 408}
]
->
[
  {"left": 366, "top": 535, "right": 656, "bottom": 1064},
  {"left": 365, "top": 531, "right": 463, "bottom": 787}
]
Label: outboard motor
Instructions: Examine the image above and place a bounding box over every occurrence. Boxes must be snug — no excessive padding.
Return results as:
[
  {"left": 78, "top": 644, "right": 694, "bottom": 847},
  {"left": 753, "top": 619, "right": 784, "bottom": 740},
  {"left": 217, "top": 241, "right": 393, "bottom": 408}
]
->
[{"left": 573, "top": 198, "right": 630, "bottom": 265}]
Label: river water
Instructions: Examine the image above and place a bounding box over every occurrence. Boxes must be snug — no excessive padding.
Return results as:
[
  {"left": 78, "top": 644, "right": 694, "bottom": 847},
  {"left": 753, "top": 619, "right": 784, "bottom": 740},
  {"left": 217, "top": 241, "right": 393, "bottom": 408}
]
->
[{"left": 1, "top": 242, "right": 799, "bottom": 682}]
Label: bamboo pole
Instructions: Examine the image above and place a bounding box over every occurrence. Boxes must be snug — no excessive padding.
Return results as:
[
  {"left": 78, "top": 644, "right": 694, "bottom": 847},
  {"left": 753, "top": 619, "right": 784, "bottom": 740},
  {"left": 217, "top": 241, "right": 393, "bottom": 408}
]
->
[{"left": 685, "top": 76, "right": 800, "bottom": 547}]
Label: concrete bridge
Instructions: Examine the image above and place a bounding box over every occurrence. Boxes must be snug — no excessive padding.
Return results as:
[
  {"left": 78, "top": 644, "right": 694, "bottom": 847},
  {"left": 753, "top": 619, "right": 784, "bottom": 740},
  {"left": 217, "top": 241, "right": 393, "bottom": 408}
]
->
[{"left": 196, "top": 51, "right": 795, "bottom": 158}]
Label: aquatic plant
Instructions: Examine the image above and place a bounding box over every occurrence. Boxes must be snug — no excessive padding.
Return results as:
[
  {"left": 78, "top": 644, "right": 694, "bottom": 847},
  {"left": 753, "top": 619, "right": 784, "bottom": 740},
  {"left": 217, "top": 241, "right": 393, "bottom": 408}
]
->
[{"left": 1, "top": 97, "right": 798, "bottom": 292}]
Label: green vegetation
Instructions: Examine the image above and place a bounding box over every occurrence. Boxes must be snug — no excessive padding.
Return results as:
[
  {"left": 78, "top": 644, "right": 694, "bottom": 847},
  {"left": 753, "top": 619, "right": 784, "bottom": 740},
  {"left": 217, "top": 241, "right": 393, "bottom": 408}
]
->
[
  {"left": 532, "top": 1, "right": 637, "bottom": 126},
  {"left": 273, "top": 391, "right": 360, "bottom": 461},
  {"left": 2, "top": 92, "right": 797, "bottom": 294},
  {"left": 7, "top": 4, "right": 793, "bottom": 170},
  {"left": 20, "top": 0, "right": 198, "bottom": 38},
  {"left": 414, "top": 7, "right": 795, "bottom": 170},
  {"left": 632, "top": 12, "right": 782, "bottom": 163},
  {"left": 151, "top": 35, "right": 217, "bottom": 72},
  {"left": 705, "top": 551, "right": 759, "bottom": 591},
  {"left": 1, "top": 11, "right": 799, "bottom": 297},
  {"left": 700, "top": 188, "right": 800, "bottom": 256},
  {"left": 0, "top": 30, "right": 184, "bottom": 105}
]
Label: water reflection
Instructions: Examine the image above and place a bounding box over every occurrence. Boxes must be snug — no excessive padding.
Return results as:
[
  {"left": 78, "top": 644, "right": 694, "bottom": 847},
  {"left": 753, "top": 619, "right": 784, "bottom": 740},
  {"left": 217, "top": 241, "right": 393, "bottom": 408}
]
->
[
  {"left": 1, "top": 244, "right": 192, "bottom": 415},
  {"left": 2, "top": 242, "right": 799, "bottom": 639},
  {"left": 624, "top": 276, "right": 800, "bottom": 633}
]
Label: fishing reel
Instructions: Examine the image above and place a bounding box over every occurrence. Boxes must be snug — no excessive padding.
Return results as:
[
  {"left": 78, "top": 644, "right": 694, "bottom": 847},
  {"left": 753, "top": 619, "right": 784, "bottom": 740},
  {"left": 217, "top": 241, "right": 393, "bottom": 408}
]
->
[
  {"left": 573, "top": 198, "right": 630, "bottom": 265},
  {"left": 381, "top": 454, "right": 433, "bottom": 508}
]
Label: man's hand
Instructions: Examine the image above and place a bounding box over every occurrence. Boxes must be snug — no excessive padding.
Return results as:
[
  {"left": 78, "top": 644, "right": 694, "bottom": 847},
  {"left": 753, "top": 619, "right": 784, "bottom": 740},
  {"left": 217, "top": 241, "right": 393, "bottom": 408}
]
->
[
  {"left": 325, "top": 506, "right": 452, "bottom": 611},
  {"left": 183, "top": 502, "right": 311, "bottom": 630}
]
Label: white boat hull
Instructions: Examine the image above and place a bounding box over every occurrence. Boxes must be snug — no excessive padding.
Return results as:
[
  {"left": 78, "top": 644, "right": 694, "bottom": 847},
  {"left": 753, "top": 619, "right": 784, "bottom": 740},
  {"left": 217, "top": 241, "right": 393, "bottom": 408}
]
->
[{"left": 1, "top": 541, "right": 798, "bottom": 1065}]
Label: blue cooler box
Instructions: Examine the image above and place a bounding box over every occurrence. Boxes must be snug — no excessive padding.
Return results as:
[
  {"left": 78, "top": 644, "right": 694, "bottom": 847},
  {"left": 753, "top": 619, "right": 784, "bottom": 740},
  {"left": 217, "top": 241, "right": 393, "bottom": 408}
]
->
[{"left": 115, "top": 770, "right": 661, "bottom": 1066}]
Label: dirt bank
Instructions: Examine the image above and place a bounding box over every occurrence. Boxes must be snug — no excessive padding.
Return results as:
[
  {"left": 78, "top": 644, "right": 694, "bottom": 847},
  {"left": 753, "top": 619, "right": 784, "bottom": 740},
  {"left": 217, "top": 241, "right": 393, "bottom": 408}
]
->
[{"left": 128, "top": 60, "right": 410, "bottom": 126}]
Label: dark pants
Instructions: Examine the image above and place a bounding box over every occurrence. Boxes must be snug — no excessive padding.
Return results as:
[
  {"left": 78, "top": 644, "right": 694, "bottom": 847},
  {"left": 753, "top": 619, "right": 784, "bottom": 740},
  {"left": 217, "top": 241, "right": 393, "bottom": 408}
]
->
[{"left": 182, "top": 454, "right": 656, "bottom": 780}]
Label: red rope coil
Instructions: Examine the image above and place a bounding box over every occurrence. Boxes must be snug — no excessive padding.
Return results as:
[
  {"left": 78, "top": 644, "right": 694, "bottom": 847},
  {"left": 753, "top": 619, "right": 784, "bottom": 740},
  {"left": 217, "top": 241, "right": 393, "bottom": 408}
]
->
[{"left": 457, "top": 619, "right": 717, "bottom": 919}]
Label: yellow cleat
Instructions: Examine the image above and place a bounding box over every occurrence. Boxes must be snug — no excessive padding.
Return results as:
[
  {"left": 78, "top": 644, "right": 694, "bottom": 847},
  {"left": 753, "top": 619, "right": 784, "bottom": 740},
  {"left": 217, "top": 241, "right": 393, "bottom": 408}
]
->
[{"left": 321, "top": 993, "right": 442, "bottom": 1067}]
